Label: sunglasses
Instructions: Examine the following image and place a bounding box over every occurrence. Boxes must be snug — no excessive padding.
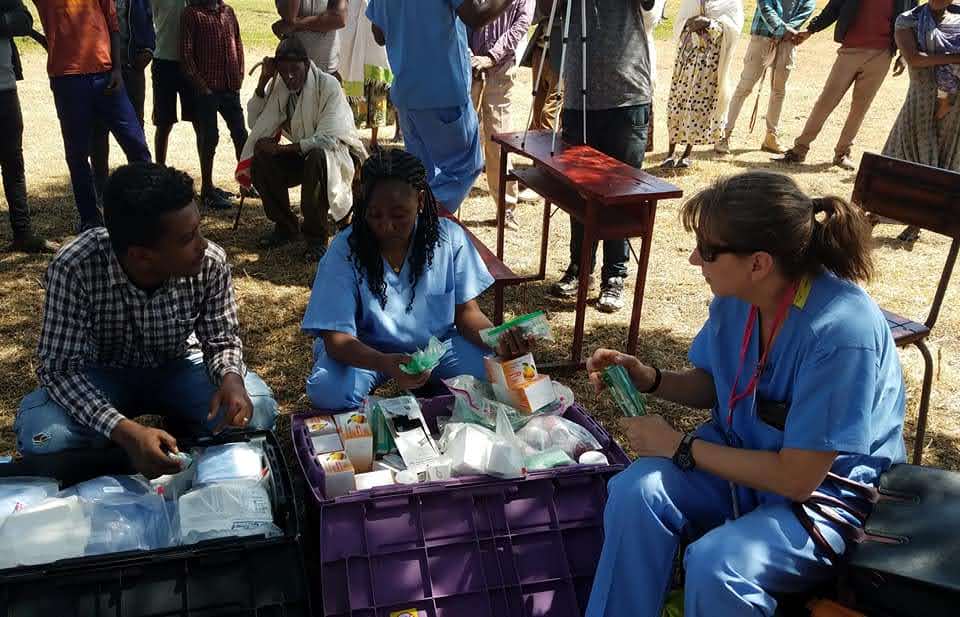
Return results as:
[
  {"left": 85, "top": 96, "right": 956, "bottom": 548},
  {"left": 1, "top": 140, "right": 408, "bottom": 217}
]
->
[{"left": 696, "top": 240, "right": 756, "bottom": 263}]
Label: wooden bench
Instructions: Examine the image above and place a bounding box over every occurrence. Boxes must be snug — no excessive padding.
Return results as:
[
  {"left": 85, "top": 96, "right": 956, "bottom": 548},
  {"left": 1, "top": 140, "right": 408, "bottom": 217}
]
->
[
  {"left": 441, "top": 212, "right": 525, "bottom": 324},
  {"left": 852, "top": 153, "right": 960, "bottom": 465}
]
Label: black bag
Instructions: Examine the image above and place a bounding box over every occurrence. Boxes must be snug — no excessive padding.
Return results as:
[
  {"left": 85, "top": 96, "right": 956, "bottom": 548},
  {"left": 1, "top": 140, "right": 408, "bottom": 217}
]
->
[{"left": 794, "top": 465, "right": 960, "bottom": 617}]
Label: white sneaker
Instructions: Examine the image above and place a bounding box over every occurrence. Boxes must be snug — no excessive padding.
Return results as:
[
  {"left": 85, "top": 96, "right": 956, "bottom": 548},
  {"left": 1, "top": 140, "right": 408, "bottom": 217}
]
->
[
  {"left": 518, "top": 187, "right": 540, "bottom": 203},
  {"left": 504, "top": 210, "right": 520, "bottom": 231}
]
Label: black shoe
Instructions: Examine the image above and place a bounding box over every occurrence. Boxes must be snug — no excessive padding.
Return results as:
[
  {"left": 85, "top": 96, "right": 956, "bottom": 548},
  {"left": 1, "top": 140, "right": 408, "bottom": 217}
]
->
[
  {"left": 77, "top": 214, "right": 104, "bottom": 234},
  {"left": 202, "top": 189, "right": 233, "bottom": 210},
  {"left": 597, "top": 277, "right": 625, "bottom": 313},
  {"left": 549, "top": 270, "right": 595, "bottom": 298},
  {"left": 258, "top": 226, "right": 297, "bottom": 249},
  {"left": 303, "top": 236, "right": 328, "bottom": 261},
  {"left": 11, "top": 232, "right": 60, "bottom": 254}
]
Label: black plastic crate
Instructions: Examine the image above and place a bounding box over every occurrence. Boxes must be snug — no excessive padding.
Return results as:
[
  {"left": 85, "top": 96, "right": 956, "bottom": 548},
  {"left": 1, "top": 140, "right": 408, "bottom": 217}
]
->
[{"left": 0, "top": 430, "right": 310, "bottom": 616}]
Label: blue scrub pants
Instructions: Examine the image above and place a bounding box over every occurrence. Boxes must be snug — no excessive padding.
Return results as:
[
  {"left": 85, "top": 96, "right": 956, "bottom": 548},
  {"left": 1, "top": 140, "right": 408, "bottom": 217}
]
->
[
  {"left": 15, "top": 355, "right": 278, "bottom": 455},
  {"left": 306, "top": 334, "right": 488, "bottom": 410},
  {"left": 50, "top": 72, "right": 152, "bottom": 226},
  {"left": 585, "top": 422, "right": 845, "bottom": 617},
  {"left": 394, "top": 104, "right": 484, "bottom": 214}
]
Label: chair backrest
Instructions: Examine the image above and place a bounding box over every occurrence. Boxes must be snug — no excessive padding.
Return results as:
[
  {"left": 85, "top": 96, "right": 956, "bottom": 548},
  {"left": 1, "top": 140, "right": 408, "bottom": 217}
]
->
[
  {"left": 853, "top": 152, "right": 960, "bottom": 330},
  {"left": 853, "top": 153, "right": 960, "bottom": 238}
]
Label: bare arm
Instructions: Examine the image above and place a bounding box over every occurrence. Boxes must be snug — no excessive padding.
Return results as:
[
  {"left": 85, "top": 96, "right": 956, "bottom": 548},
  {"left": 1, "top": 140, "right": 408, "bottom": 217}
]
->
[
  {"left": 457, "top": 0, "right": 512, "bottom": 30},
  {"left": 321, "top": 330, "right": 391, "bottom": 372},
  {"left": 896, "top": 26, "right": 960, "bottom": 68},
  {"left": 586, "top": 348, "right": 717, "bottom": 410},
  {"left": 290, "top": 0, "right": 347, "bottom": 32},
  {"left": 454, "top": 299, "right": 494, "bottom": 351},
  {"left": 371, "top": 22, "right": 384, "bottom": 46},
  {"left": 692, "top": 443, "right": 837, "bottom": 501}
]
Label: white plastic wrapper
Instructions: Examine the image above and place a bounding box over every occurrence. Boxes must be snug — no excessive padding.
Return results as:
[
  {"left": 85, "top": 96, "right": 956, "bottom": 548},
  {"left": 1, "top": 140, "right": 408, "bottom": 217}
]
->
[
  {"left": 195, "top": 443, "right": 264, "bottom": 485},
  {"left": 516, "top": 415, "right": 602, "bottom": 460},
  {"left": 0, "top": 477, "right": 59, "bottom": 520},
  {"left": 439, "top": 408, "right": 526, "bottom": 479},
  {"left": 178, "top": 480, "right": 281, "bottom": 544},
  {"left": 0, "top": 496, "right": 90, "bottom": 568},
  {"left": 443, "top": 375, "right": 575, "bottom": 431}
]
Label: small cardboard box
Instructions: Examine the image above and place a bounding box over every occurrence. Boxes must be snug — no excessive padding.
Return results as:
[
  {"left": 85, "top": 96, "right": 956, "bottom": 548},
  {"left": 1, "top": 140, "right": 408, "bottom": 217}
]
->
[
  {"left": 484, "top": 353, "right": 538, "bottom": 390},
  {"left": 500, "top": 374, "right": 557, "bottom": 414},
  {"left": 311, "top": 432, "right": 344, "bottom": 455},
  {"left": 316, "top": 451, "right": 355, "bottom": 498},
  {"left": 305, "top": 415, "right": 338, "bottom": 436},
  {"left": 335, "top": 411, "right": 373, "bottom": 473},
  {"left": 354, "top": 469, "right": 395, "bottom": 491}
]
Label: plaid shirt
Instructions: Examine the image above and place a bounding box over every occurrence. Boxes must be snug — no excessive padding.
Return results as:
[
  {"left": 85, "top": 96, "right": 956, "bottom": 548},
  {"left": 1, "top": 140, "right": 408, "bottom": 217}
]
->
[
  {"left": 35, "top": 229, "right": 246, "bottom": 437},
  {"left": 751, "top": 0, "right": 817, "bottom": 38},
  {"left": 179, "top": 1, "right": 243, "bottom": 91}
]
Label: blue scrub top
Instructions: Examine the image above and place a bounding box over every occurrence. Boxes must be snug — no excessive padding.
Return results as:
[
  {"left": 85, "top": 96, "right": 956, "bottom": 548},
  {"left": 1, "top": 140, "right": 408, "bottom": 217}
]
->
[
  {"left": 366, "top": 0, "right": 472, "bottom": 110},
  {"left": 689, "top": 272, "right": 906, "bottom": 500},
  {"left": 302, "top": 217, "right": 494, "bottom": 354}
]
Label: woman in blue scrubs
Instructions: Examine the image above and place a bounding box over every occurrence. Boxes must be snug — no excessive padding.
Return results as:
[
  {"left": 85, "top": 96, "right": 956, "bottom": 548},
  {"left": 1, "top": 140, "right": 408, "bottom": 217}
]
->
[
  {"left": 302, "top": 148, "right": 523, "bottom": 410},
  {"left": 585, "top": 171, "right": 906, "bottom": 617}
]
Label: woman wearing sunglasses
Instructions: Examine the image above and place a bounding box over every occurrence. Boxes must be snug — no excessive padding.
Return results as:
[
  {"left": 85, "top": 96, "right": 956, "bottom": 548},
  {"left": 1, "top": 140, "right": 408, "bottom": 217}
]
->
[{"left": 584, "top": 170, "right": 906, "bottom": 617}]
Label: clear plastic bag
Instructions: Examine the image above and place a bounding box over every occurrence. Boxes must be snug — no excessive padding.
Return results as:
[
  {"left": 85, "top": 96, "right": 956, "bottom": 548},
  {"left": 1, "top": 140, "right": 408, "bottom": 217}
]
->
[
  {"left": 443, "top": 375, "right": 574, "bottom": 430},
  {"left": 400, "top": 336, "right": 452, "bottom": 375},
  {"left": 178, "top": 479, "right": 281, "bottom": 544},
  {"left": 479, "top": 310, "right": 554, "bottom": 349},
  {"left": 525, "top": 447, "right": 576, "bottom": 471},
  {"left": 0, "top": 496, "right": 90, "bottom": 568},
  {"left": 195, "top": 442, "right": 264, "bottom": 485},
  {"left": 0, "top": 477, "right": 59, "bottom": 519},
  {"left": 602, "top": 365, "right": 647, "bottom": 417},
  {"left": 438, "top": 408, "right": 526, "bottom": 479},
  {"left": 60, "top": 475, "right": 176, "bottom": 556},
  {"left": 516, "top": 415, "right": 602, "bottom": 460}
]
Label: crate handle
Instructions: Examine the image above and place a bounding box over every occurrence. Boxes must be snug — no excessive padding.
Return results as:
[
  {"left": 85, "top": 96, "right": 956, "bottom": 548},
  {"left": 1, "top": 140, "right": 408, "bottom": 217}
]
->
[{"left": 451, "top": 485, "right": 520, "bottom": 500}]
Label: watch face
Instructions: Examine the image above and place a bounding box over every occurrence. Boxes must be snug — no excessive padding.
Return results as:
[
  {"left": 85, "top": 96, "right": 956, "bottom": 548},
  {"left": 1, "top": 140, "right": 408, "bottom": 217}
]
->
[{"left": 677, "top": 451, "right": 694, "bottom": 470}]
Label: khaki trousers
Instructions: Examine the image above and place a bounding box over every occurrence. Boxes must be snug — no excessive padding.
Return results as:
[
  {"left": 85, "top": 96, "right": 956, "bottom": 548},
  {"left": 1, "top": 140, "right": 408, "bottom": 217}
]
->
[
  {"left": 472, "top": 61, "right": 519, "bottom": 209},
  {"left": 725, "top": 34, "right": 797, "bottom": 137},
  {"left": 792, "top": 47, "right": 893, "bottom": 158}
]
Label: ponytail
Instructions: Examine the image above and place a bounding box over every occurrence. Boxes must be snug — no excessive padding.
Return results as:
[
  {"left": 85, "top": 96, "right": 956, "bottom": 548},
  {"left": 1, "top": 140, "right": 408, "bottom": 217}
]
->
[{"left": 808, "top": 196, "right": 874, "bottom": 282}]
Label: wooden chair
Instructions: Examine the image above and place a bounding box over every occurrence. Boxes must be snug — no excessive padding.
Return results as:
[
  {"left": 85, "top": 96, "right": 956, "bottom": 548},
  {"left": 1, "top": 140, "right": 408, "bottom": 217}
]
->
[{"left": 852, "top": 153, "right": 960, "bottom": 464}]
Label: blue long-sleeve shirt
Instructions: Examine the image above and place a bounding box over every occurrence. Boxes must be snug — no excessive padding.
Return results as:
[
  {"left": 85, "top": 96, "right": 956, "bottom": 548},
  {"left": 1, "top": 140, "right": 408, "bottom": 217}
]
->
[{"left": 750, "top": 0, "right": 817, "bottom": 39}]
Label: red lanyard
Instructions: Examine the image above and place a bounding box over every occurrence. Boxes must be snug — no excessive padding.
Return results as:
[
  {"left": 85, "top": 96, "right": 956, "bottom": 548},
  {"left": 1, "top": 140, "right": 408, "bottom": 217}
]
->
[{"left": 726, "top": 282, "right": 799, "bottom": 426}]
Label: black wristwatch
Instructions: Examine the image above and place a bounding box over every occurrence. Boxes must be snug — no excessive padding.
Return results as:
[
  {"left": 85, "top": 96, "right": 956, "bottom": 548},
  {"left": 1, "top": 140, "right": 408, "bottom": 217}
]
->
[{"left": 672, "top": 433, "right": 699, "bottom": 471}]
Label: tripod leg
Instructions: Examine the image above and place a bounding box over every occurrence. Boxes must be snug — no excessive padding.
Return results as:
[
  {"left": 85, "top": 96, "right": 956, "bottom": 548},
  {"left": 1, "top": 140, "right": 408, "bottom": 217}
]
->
[
  {"left": 580, "top": 0, "right": 587, "bottom": 144},
  {"left": 522, "top": 0, "right": 561, "bottom": 149},
  {"left": 552, "top": 0, "right": 575, "bottom": 155}
]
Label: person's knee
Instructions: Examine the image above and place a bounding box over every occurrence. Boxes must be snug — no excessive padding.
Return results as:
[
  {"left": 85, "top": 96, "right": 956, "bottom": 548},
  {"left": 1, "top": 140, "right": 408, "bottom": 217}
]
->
[
  {"left": 684, "top": 526, "right": 751, "bottom": 595},
  {"left": 606, "top": 458, "right": 676, "bottom": 518},
  {"left": 15, "top": 389, "right": 83, "bottom": 456},
  {"left": 244, "top": 372, "right": 279, "bottom": 431},
  {"left": 305, "top": 361, "right": 367, "bottom": 411}
]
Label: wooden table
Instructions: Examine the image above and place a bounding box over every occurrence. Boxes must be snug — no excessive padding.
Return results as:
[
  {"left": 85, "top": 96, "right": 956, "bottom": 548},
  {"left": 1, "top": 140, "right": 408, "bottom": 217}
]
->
[{"left": 492, "top": 130, "right": 683, "bottom": 367}]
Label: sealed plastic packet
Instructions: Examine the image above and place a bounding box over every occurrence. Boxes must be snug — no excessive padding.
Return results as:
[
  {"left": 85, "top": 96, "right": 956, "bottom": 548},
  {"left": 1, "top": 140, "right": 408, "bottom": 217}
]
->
[
  {"left": 400, "top": 337, "right": 452, "bottom": 375},
  {"left": 602, "top": 365, "right": 647, "bottom": 417},
  {"left": 479, "top": 310, "right": 553, "bottom": 349}
]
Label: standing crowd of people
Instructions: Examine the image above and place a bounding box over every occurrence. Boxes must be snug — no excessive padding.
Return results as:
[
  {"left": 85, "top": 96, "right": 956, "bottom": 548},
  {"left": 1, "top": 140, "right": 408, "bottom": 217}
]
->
[{"left": 3, "top": 1, "right": 959, "bottom": 615}]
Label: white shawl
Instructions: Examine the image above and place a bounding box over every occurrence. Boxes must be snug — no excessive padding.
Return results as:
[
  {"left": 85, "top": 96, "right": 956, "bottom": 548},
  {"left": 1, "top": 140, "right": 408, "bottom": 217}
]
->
[
  {"left": 236, "top": 62, "right": 367, "bottom": 222},
  {"left": 339, "top": 0, "right": 390, "bottom": 89},
  {"left": 674, "top": 0, "right": 744, "bottom": 116}
]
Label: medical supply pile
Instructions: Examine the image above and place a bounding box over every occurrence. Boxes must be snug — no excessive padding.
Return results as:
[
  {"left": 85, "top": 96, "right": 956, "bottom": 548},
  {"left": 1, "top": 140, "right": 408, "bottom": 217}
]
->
[
  {"left": 0, "top": 439, "right": 282, "bottom": 569},
  {"left": 307, "top": 315, "right": 618, "bottom": 498}
]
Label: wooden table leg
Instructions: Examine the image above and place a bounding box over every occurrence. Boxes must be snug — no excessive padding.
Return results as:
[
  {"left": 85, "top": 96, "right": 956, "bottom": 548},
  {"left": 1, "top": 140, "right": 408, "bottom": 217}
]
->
[
  {"left": 496, "top": 144, "right": 508, "bottom": 260},
  {"left": 538, "top": 200, "right": 551, "bottom": 280},
  {"left": 494, "top": 282, "right": 505, "bottom": 325},
  {"left": 571, "top": 209, "right": 596, "bottom": 365},
  {"left": 626, "top": 202, "right": 657, "bottom": 356}
]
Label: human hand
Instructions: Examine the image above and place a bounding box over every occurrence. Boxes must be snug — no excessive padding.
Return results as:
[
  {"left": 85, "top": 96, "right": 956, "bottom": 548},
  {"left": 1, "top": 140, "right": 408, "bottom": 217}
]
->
[
  {"left": 382, "top": 353, "right": 431, "bottom": 390},
  {"left": 470, "top": 54, "right": 495, "bottom": 71},
  {"left": 132, "top": 49, "right": 153, "bottom": 71},
  {"left": 207, "top": 372, "right": 254, "bottom": 433},
  {"left": 260, "top": 56, "right": 278, "bottom": 84},
  {"left": 495, "top": 327, "right": 533, "bottom": 360},
  {"left": 105, "top": 67, "right": 124, "bottom": 94},
  {"left": 791, "top": 29, "right": 812, "bottom": 45},
  {"left": 255, "top": 137, "right": 281, "bottom": 156},
  {"left": 893, "top": 55, "right": 905, "bottom": 76},
  {"left": 112, "top": 419, "right": 182, "bottom": 479},
  {"left": 686, "top": 16, "right": 711, "bottom": 33},
  {"left": 618, "top": 415, "right": 683, "bottom": 459},
  {"left": 586, "top": 348, "right": 656, "bottom": 394}
]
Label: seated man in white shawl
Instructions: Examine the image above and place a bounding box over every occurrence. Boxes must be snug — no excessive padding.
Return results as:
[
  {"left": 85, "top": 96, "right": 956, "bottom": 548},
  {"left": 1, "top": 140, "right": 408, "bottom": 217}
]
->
[{"left": 237, "top": 37, "right": 366, "bottom": 259}]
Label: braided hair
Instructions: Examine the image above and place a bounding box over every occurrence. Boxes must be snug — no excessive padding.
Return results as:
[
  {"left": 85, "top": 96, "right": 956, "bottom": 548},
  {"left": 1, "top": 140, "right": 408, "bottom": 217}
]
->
[{"left": 348, "top": 148, "right": 442, "bottom": 311}]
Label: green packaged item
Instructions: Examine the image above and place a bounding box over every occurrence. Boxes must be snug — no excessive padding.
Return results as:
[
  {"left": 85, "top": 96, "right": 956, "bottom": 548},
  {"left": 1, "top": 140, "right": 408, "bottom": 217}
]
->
[
  {"left": 524, "top": 447, "right": 575, "bottom": 471},
  {"left": 602, "top": 365, "right": 647, "bottom": 417},
  {"left": 369, "top": 401, "right": 397, "bottom": 456},
  {"left": 400, "top": 337, "right": 452, "bottom": 375},
  {"left": 479, "top": 310, "right": 553, "bottom": 349}
]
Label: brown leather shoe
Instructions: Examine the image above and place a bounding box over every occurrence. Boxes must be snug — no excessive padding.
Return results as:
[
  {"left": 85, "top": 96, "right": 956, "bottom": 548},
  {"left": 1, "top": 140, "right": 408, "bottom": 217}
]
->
[
  {"left": 11, "top": 232, "right": 60, "bottom": 254},
  {"left": 776, "top": 149, "right": 806, "bottom": 164},
  {"left": 761, "top": 132, "right": 786, "bottom": 154},
  {"left": 833, "top": 153, "right": 856, "bottom": 171}
]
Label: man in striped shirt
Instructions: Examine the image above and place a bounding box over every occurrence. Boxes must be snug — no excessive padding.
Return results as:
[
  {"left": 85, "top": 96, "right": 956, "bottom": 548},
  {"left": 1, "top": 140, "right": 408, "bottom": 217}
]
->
[{"left": 15, "top": 163, "right": 277, "bottom": 478}]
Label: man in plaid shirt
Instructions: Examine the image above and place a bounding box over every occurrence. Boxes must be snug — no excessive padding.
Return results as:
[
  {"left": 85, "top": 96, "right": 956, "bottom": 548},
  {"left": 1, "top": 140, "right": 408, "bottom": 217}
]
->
[{"left": 14, "top": 163, "right": 277, "bottom": 478}]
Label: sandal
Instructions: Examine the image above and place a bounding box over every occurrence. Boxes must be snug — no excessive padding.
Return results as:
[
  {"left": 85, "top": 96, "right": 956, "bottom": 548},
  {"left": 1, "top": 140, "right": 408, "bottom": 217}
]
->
[
  {"left": 897, "top": 226, "right": 921, "bottom": 243},
  {"left": 660, "top": 157, "right": 677, "bottom": 169},
  {"left": 676, "top": 157, "right": 692, "bottom": 169}
]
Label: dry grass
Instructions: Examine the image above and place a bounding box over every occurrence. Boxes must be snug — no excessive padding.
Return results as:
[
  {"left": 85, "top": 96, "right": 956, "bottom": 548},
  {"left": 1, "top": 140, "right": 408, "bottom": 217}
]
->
[{"left": 2, "top": 1, "right": 958, "bottom": 470}]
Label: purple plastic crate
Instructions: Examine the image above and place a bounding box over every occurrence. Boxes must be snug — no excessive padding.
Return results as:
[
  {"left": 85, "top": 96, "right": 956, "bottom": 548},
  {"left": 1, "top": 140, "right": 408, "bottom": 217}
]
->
[{"left": 291, "top": 395, "right": 630, "bottom": 617}]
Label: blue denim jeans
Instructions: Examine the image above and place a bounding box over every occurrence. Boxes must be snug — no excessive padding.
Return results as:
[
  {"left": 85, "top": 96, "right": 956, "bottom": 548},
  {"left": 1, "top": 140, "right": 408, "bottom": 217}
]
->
[
  {"left": 561, "top": 104, "right": 650, "bottom": 281},
  {"left": 14, "top": 355, "right": 278, "bottom": 456}
]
